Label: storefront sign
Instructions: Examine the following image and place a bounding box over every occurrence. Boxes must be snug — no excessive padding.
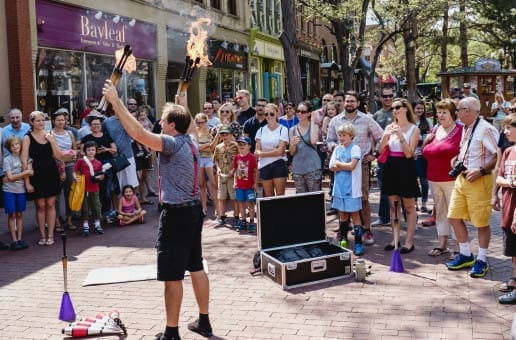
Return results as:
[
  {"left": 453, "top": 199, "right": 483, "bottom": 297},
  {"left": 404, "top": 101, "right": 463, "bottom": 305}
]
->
[
  {"left": 36, "top": 0, "right": 157, "bottom": 60},
  {"left": 208, "top": 40, "right": 248, "bottom": 70},
  {"left": 299, "top": 49, "right": 319, "bottom": 61},
  {"left": 474, "top": 58, "right": 501, "bottom": 72},
  {"left": 254, "top": 40, "right": 284, "bottom": 60}
]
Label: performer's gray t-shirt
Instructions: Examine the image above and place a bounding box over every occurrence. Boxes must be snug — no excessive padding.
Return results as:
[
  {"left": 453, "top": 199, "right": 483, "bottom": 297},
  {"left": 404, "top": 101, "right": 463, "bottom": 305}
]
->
[{"left": 159, "top": 134, "right": 200, "bottom": 204}]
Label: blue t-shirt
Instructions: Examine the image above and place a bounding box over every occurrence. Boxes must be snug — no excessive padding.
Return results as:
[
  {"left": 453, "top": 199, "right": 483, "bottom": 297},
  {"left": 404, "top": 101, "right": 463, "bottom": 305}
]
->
[
  {"left": 102, "top": 117, "right": 134, "bottom": 158},
  {"left": 330, "top": 142, "right": 362, "bottom": 199}
]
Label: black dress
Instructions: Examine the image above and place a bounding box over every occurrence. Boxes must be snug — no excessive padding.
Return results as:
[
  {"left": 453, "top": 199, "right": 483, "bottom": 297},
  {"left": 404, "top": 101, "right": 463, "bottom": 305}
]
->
[{"left": 27, "top": 133, "right": 61, "bottom": 200}]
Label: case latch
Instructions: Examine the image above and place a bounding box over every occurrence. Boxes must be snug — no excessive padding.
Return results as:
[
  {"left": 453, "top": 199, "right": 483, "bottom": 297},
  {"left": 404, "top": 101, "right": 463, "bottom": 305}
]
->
[
  {"left": 268, "top": 263, "right": 276, "bottom": 277},
  {"left": 311, "top": 259, "right": 327, "bottom": 273}
]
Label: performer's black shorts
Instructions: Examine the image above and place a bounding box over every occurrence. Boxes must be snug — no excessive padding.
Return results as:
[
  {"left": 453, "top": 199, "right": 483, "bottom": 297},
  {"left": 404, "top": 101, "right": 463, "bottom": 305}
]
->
[
  {"left": 503, "top": 227, "right": 516, "bottom": 257},
  {"left": 156, "top": 201, "right": 204, "bottom": 281}
]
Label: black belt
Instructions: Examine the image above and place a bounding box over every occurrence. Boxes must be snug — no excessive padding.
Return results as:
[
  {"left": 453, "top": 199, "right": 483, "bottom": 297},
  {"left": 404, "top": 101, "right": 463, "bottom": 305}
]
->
[{"left": 162, "top": 200, "right": 201, "bottom": 209}]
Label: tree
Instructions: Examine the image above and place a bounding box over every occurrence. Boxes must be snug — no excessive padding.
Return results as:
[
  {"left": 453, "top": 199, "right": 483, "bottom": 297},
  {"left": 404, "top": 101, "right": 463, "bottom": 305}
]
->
[{"left": 279, "top": 0, "right": 303, "bottom": 104}]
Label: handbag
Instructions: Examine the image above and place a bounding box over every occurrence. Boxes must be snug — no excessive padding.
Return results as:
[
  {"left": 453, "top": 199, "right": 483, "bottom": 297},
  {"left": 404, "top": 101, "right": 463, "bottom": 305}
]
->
[
  {"left": 377, "top": 145, "right": 389, "bottom": 164},
  {"left": 110, "top": 152, "right": 130, "bottom": 172},
  {"left": 69, "top": 173, "right": 85, "bottom": 212}
]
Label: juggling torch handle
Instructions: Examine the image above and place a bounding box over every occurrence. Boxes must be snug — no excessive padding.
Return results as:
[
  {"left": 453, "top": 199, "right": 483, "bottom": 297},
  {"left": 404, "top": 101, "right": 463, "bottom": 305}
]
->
[{"left": 61, "top": 233, "right": 68, "bottom": 291}]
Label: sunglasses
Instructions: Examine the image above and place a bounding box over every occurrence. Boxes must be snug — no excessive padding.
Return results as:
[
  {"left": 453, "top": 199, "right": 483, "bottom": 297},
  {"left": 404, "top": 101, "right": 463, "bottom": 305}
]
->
[
  {"left": 235, "top": 96, "right": 244, "bottom": 101},
  {"left": 264, "top": 112, "right": 275, "bottom": 117},
  {"left": 255, "top": 104, "right": 265, "bottom": 107},
  {"left": 322, "top": 99, "right": 331, "bottom": 102},
  {"left": 220, "top": 110, "right": 231, "bottom": 113},
  {"left": 392, "top": 105, "right": 405, "bottom": 110},
  {"left": 203, "top": 107, "right": 213, "bottom": 110},
  {"left": 297, "top": 110, "right": 308, "bottom": 114},
  {"left": 381, "top": 94, "right": 394, "bottom": 98},
  {"left": 195, "top": 121, "right": 207, "bottom": 124}
]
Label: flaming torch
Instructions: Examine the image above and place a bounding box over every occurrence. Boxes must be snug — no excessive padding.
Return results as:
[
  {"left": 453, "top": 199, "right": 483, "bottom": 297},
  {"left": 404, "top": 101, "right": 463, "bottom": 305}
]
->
[
  {"left": 98, "top": 45, "right": 137, "bottom": 112},
  {"left": 177, "top": 18, "right": 212, "bottom": 97}
]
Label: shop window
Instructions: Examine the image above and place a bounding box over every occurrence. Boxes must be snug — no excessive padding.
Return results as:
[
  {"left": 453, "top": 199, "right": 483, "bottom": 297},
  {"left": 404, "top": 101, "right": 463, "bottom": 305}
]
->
[
  {"left": 234, "top": 71, "right": 246, "bottom": 93},
  {"left": 221, "top": 69, "right": 234, "bottom": 101},
  {"left": 206, "top": 68, "right": 220, "bottom": 102},
  {"left": 227, "top": 0, "right": 237, "bottom": 15},
  {"left": 35, "top": 48, "right": 83, "bottom": 124},
  {"left": 210, "top": 0, "right": 221, "bottom": 10}
]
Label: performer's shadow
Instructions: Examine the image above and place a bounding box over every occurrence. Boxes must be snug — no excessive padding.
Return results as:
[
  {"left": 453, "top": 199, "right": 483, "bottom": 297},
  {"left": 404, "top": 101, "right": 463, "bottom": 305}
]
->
[{"left": 154, "top": 332, "right": 225, "bottom": 340}]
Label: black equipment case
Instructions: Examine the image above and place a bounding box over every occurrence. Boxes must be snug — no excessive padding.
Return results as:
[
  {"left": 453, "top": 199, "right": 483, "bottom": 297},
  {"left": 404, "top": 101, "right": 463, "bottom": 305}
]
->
[{"left": 257, "top": 191, "right": 352, "bottom": 290}]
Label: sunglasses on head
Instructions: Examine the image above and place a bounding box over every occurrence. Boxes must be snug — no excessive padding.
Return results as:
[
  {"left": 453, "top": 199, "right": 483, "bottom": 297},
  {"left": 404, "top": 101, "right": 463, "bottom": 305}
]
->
[{"left": 382, "top": 94, "right": 394, "bottom": 98}]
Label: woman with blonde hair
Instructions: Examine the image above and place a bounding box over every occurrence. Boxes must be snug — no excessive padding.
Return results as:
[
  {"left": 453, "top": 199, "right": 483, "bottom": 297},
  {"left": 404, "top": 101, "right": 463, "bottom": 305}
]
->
[
  {"left": 255, "top": 103, "right": 289, "bottom": 197},
  {"left": 21, "top": 111, "right": 62, "bottom": 246},
  {"left": 195, "top": 112, "right": 218, "bottom": 216},
  {"left": 378, "top": 99, "right": 421, "bottom": 253},
  {"left": 491, "top": 92, "right": 510, "bottom": 132}
]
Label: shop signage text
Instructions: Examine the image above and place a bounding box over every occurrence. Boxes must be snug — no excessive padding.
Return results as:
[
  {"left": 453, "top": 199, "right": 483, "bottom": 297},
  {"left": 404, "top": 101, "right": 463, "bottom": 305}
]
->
[
  {"left": 208, "top": 40, "right": 248, "bottom": 70},
  {"left": 36, "top": 0, "right": 157, "bottom": 60}
]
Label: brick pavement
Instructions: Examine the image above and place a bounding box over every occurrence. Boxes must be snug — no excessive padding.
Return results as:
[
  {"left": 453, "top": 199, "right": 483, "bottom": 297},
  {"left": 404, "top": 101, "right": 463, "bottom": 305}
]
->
[{"left": 0, "top": 183, "right": 514, "bottom": 339}]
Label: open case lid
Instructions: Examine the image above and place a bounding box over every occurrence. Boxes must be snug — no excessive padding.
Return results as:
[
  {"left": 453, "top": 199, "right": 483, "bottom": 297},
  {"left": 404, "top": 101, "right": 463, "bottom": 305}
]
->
[{"left": 257, "top": 191, "right": 326, "bottom": 250}]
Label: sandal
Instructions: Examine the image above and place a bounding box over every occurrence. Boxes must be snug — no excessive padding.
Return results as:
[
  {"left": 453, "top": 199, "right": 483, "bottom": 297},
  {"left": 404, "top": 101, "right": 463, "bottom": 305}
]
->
[
  {"left": 46, "top": 237, "right": 55, "bottom": 246},
  {"left": 428, "top": 247, "right": 450, "bottom": 257},
  {"left": 38, "top": 238, "right": 46, "bottom": 246},
  {"left": 498, "top": 278, "right": 516, "bottom": 292},
  {"left": 449, "top": 251, "right": 460, "bottom": 261}
]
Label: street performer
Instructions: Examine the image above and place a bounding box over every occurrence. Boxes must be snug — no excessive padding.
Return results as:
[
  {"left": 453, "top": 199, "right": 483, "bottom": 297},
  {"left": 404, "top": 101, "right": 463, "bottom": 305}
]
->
[{"left": 103, "top": 80, "right": 212, "bottom": 340}]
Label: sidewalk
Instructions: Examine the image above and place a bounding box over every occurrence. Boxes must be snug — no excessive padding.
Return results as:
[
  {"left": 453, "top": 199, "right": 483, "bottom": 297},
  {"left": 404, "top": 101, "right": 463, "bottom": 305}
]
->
[{"left": 0, "top": 184, "right": 514, "bottom": 339}]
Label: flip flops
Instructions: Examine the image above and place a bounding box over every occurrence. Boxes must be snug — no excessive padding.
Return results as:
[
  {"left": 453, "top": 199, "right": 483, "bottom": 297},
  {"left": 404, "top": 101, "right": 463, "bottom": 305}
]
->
[
  {"left": 428, "top": 247, "right": 450, "bottom": 257},
  {"left": 498, "top": 277, "right": 516, "bottom": 292}
]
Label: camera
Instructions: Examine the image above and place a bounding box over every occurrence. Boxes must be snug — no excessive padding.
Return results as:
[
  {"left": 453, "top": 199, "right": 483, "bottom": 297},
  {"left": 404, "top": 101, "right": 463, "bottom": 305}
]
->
[{"left": 448, "top": 161, "right": 466, "bottom": 178}]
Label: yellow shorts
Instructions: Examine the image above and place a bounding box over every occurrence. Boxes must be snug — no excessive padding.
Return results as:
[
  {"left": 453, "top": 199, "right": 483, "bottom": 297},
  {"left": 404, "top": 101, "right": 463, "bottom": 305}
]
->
[{"left": 447, "top": 173, "right": 493, "bottom": 227}]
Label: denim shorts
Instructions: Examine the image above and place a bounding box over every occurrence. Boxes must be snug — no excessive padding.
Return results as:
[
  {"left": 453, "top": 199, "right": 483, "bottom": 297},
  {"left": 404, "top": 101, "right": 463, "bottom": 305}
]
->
[
  {"left": 199, "top": 156, "right": 214, "bottom": 168},
  {"left": 235, "top": 188, "right": 256, "bottom": 202},
  {"left": 259, "top": 159, "right": 288, "bottom": 180}
]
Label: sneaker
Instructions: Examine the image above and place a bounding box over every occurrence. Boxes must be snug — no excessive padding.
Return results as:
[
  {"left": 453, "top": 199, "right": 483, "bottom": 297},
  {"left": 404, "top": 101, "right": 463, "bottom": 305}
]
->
[
  {"left": 446, "top": 253, "right": 475, "bottom": 270},
  {"left": 469, "top": 259, "right": 488, "bottom": 278},
  {"left": 421, "top": 216, "right": 436, "bottom": 227},
  {"left": 248, "top": 223, "right": 256, "bottom": 233},
  {"left": 156, "top": 333, "right": 180, "bottom": 340},
  {"left": 372, "top": 219, "right": 390, "bottom": 226},
  {"left": 187, "top": 318, "right": 213, "bottom": 337},
  {"left": 95, "top": 226, "right": 104, "bottom": 235},
  {"left": 82, "top": 229, "right": 90, "bottom": 237},
  {"left": 354, "top": 243, "right": 364, "bottom": 256},
  {"left": 10, "top": 241, "right": 23, "bottom": 251},
  {"left": 0, "top": 241, "right": 9, "bottom": 250},
  {"left": 498, "top": 290, "right": 516, "bottom": 304},
  {"left": 217, "top": 216, "right": 226, "bottom": 227},
  {"left": 237, "top": 220, "right": 247, "bottom": 231},
  {"left": 363, "top": 230, "right": 375, "bottom": 245},
  {"left": 18, "top": 240, "right": 29, "bottom": 249}
]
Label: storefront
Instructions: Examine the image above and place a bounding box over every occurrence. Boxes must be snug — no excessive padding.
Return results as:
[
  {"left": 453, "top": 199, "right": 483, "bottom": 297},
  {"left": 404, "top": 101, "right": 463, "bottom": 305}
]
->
[
  {"left": 249, "top": 30, "right": 285, "bottom": 104},
  {"left": 205, "top": 39, "right": 248, "bottom": 103},
  {"left": 298, "top": 46, "right": 321, "bottom": 100},
  {"left": 35, "top": 0, "right": 157, "bottom": 124}
]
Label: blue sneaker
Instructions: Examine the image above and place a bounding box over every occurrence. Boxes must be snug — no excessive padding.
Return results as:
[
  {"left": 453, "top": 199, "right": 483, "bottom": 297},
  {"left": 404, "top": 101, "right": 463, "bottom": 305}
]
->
[
  {"left": 354, "top": 243, "right": 364, "bottom": 256},
  {"left": 469, "top": 259, "right": 488, "bottom": 278},
  {"left": 446, "top": 253, "right": 475, "bottom": 270},
  {"left": 248, "top": 223, "right": 256, "bottom": 233},
  {"left": 237, "top": 220, "right": 247, "bottom": 231}
]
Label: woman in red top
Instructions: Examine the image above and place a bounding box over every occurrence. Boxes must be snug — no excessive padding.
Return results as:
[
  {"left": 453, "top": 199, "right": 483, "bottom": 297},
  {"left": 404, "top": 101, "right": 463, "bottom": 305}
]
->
[{"left": 422, "top": 99, "right": 463, "bottom": 257}]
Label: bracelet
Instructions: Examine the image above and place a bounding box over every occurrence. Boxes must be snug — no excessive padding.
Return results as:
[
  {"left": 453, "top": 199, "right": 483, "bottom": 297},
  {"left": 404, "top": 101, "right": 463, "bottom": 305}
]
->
[{"left": 480, "top": 167, "right": 487, "bottom": 176}]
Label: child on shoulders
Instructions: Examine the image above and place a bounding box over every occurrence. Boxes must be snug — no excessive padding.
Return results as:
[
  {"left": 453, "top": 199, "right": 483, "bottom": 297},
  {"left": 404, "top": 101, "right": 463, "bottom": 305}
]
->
[
  {"left": 117, "top": 185, "right": 146, "bottom": 226},
  {"left": 329, "top": 123, "right": 364, "bottom": 256}
]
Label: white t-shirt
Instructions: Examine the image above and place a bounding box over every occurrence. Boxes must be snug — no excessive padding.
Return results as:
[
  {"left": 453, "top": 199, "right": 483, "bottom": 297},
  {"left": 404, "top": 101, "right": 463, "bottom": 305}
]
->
[{"left": 255, "top": 124, "right": 289, "bottom": 169}]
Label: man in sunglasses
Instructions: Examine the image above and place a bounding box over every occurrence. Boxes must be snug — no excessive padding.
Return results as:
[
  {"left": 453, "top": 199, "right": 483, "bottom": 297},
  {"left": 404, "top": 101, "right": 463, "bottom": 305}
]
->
[
  {"left": 372, "top": 87, "right": 395, "bottom": 227},
  {"left": 235, "top": 89, "right": 256, "bottom": 126},
  {"left": 202, "top": 102, "right": 220, "bottom": 128},
  {"left": 243, "top": 98, "right": 268, "bottom": 152}
]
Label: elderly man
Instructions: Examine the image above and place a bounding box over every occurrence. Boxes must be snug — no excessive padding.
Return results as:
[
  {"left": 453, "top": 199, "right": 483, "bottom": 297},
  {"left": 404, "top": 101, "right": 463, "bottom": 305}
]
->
[
  {"left": 2, "top": 108, "right": 31, "bottom": 157},
  {"left": 327, "top": 91, "right": 384, "bottom": 247},
  {"left": 446, "top": 97, "right": 498, "bottom": 277},
  {"left": 103, "top": 80, "right": 212, "bottom": 340}
]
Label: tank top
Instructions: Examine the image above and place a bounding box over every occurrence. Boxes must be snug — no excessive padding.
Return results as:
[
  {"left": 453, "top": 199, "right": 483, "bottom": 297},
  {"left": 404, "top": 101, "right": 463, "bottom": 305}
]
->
[
  {"left": 121, "top": 196, "right": 136, "bottom": 214},
  {"left": 53, "top": 130, "right": 73, "bottom": 151},
  {"left": 388, "top": 124, "right": 417, "bottom": 153},
  {"left": 291, "top": 125, "right": 321, "bottom": 174}
]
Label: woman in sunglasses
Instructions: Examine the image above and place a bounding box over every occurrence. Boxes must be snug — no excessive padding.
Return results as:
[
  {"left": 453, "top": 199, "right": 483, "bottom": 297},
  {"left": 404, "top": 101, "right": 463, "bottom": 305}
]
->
[
  {"left": 377, "top": 99, "right": 421, "bottom": 254},
  {"left": 255, "top": 103, "right": 289, "bottom": 197},
  {"left": 288, "top": 101, "right": 321, "bottom": 193}
]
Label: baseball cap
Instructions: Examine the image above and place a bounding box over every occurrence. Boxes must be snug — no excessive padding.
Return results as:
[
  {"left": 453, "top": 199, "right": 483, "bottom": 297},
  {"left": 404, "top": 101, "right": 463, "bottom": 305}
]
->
[
  {"left": 237, "top": 136, "right": 251, "bottom": 144},
  {"left": 463, "top": 83, "right": 471, "bottom": 89},
  {"left": 218, "top": 125, "right": 231, "bottom": 134}
]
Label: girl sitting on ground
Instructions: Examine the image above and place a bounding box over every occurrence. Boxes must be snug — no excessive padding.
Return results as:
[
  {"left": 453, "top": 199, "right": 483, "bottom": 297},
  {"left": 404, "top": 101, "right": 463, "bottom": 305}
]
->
[{"left": 117, "top": 185, "right": 146, "bottom": 225}]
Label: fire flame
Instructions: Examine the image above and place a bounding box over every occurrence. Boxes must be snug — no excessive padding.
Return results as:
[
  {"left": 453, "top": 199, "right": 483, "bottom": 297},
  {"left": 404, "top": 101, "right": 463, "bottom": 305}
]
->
[
  {"left": 115, "top": 47, "right": 136, "bottom": 73},
  {"left": 186, "top": 18, "right": 212, "bottom": 67}
]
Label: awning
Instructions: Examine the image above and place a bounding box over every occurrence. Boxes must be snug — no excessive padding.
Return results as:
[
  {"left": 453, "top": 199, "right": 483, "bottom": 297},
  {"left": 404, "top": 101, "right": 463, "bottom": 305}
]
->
[{"left": 320, "top": 61, "right": 341, "bottom": 71}]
